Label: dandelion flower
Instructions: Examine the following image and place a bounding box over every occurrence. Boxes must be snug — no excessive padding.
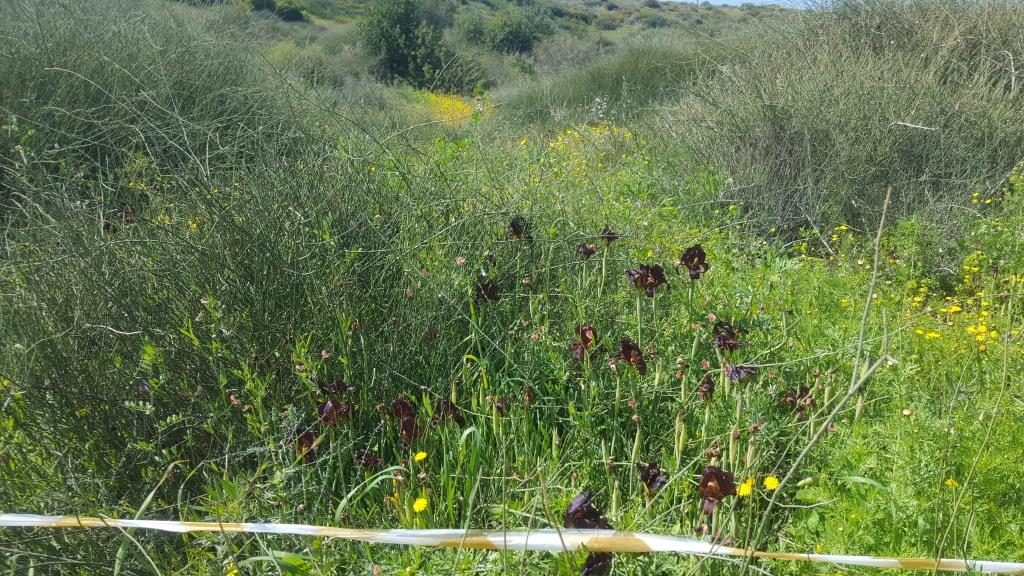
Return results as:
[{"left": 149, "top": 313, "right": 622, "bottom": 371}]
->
[
  {"left": 413, "top": 497, "right": 428, "bottom": 513},
  {"left": 944, "top": 478, "right": 959, "bottom": 489},
  {"left": 414, "top": 451, "right": 428, "bottom": 462},
  {"left": 737, "top": 478, "right": 755, "bottom": 497},
  {"left": 763, "top": 476, "right": 781, "bottom": 491},
  {"left": 226, "top": 563, "right": 239, "bottom": 576}
]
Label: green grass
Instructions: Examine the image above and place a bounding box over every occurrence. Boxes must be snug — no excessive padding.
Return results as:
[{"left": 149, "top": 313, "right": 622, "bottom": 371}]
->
[
  {"left": 2, "top": 0, "right": 1024, "bottom": 575},
  {"left": 663, "top": 0, "right": 1024, "bottom": 237}
]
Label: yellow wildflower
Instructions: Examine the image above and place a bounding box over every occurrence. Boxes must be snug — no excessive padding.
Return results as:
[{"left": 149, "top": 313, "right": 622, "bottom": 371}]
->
[
  {"left": 414, "top": 451, "right": 428, "bottom": 462},
  {"left": 763, "top": 476, "right": 781, "bottom": 491},
  {"left": 226, "top": 563, "right": 239, "bottom": 576},
  {"left": 737, "top": 478, "right": 755, "bottom": 497},
  {"left": 944, "top": 478, "right": 959, "bottom": 489},
  {"left": 924, "top": 332, "right": 941, "bottom": 340},
  {"left": 413, "top": 497, "right": 428, "bottom": 513}
]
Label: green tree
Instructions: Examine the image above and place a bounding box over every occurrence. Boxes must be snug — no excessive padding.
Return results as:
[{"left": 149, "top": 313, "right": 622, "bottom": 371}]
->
[
  {"left": 360, "top": 0, "right": 423, "bottom": 81},
  {"left": 274, "top": 0, "right": 306, "bottom": 22},
  {"left": 360, "top": 0, "right": 482, "bottom": 92},
  {"left": 485, "top": 6, "right": 553, "bottom": 54}
]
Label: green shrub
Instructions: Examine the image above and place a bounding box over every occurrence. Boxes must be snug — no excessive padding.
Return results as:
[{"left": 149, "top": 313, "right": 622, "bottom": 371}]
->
[
  {"left": 360, "top": 0, "right": 429, "bottom": 81},
  {"left": 666, "top": 0, "right": 1024, "bottom": 236},
  {"left": 505, "top": 34, "right": 719, "bottom": 123},
  {"left": 419, "top": 0, "right": 458, "bottom": 30},
  {"left": 275, "top": 0, "right": 306, "bottom": 21},
  {"left": 484, "top": 6, "right": 554, "bottom": 54},
  {"left": 0, "top": 0, "right": 301, "bottom": 218},
  {"left": 454, "top": 9, "right": 488, "bottom": 44},
  {"left": 359, "top": 0, "right": 483, "bottom": 93}
]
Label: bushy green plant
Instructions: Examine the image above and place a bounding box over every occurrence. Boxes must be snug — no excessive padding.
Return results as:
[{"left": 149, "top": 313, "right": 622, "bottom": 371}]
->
[
  {"left": 360, "top": 0, "right": 431, "bottom": 81},
  {"left": 0, "top": 0, "right": 300, "bottom": 218},
  {"left": 666, "top": 0, "right": 1024, "bottom": 236},
  {"left": 454, "top": 9, "right": 488, "bottom": 44},
  {"left": 505, "top": 34, "right": 719, "bottom": 123},
  {"left": 484, "top": 5, "right": 554, "bottom": 54},
  {"left": 360, "top": 0, "right": 483, "bottom": 93},
  {"left": 274, "top": 0, "right": 306, "bottom": 22}
]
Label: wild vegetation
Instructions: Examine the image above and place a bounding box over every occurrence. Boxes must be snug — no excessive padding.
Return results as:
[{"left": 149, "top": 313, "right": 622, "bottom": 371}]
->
[{"left": 1, "top": 0, "right": 1023, "bottom": 574}]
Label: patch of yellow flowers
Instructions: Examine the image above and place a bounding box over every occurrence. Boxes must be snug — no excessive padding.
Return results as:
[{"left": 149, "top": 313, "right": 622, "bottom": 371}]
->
[
  {"left": 738, "top": 475, "right": 781, "bottom": 497},
  {"left": 423, "top": 93, "right": 488, "bottom": 128}
]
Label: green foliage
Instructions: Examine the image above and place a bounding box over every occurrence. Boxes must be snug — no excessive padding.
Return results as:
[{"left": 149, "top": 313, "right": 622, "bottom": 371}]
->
[
  {"left": 274, "top": 0, "right": 307, "bottom": 22},
  {"left": 484, "top": 5, "right": 554, "bottom": 54},
  {"left": 250, "top": 0, "right": 307, "bottom": 22},
  {"left": 506, "top": 34, "right": 719, "bottom": 123},
  {"left": 668, "top": 0, "right": 1024, "bottom": 235},
  {"left": 454, "top": 9, "right": 488, "bottom": 44},
  {"left": 360, "top": 0, "right": 483, "bottom": 93},
  {"left": 0, "top": 0, "right": 300, "bottom": 219},
  {"left": 360, "top": 0, "right": 431, "bottom": 81},
  {"left": 3, "top": 1, "right": 1024, "bottom": 574}
]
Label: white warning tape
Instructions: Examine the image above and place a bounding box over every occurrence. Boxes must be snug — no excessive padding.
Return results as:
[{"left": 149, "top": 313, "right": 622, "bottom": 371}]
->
[{"left": 1, "top": 514, "right": 1022, "bottom": 573}]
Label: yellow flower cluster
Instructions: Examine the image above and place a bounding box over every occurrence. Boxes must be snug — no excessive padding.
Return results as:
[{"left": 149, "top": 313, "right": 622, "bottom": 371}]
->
[
  {"left": 537, "top": 122, "right": 639, "bottom": 182},
  {"left": 829, "top": 223, "right": 850, "bottom": 243},
  {"left": 907, "top": 284, "right": 930, "bottom": 309},
  {"left": 960, "top": 250, "right": 987, "bottom": 288},
  {"left": 423, "top": 93, "right": 483, "bottom": 128},
  {"left": 938, "top": 301, "right": 962, "bottom": 315},
  {"left": 737, "top": 475, "right": 781, "bottom": 497},
  {"left": 546, "top": 122, "right": 635, "bottom": 153},
  {"left": 970, "top": 191, "right": 994, "bottom": 205},
  {"left": 966, "top": 323, "right": 999, "bottom": 351}
]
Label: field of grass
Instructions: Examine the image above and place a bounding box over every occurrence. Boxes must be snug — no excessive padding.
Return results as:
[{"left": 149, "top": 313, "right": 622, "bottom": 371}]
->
[{"left": 2, "top": 0, "right": 1024, "bottom": 574}]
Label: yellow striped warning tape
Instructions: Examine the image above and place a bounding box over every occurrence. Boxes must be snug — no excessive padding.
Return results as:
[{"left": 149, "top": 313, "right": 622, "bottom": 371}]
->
[{"left": 2, "top": 514, "right": 1023, "bottom": 573}]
